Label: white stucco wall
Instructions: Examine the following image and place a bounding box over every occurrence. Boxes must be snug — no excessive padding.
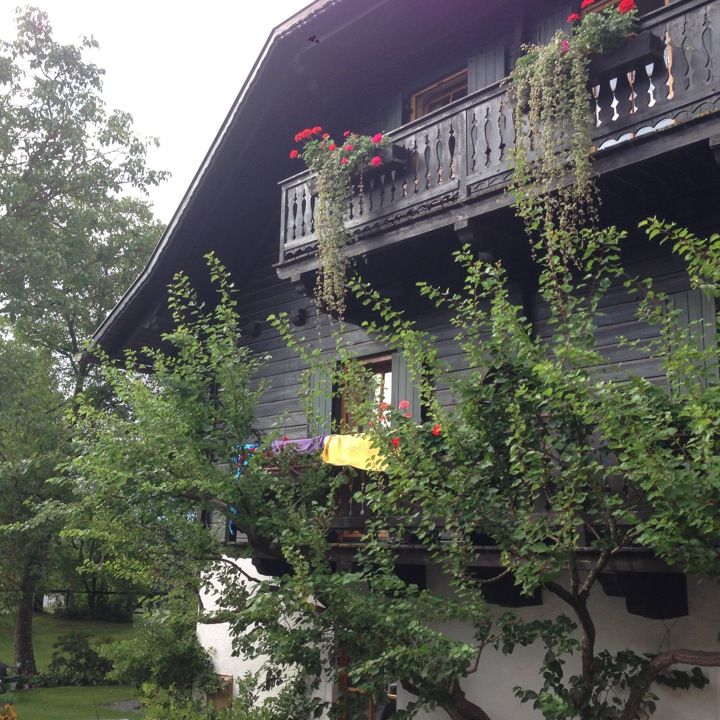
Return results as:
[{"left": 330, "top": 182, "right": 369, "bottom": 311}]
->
[
  {"left": 197, "top": 559, "right": 720, "bottom": 718},
  {"left": 401, "top": 568, "right": 720, "bottom": 720},
  {"left": 196, "top": 557, "right": 270, "bottom": 688}
]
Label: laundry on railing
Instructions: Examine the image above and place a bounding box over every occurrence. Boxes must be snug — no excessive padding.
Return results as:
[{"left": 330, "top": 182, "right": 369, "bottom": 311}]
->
[
  {"left": 271, "top": 435, "right": 327, "bottom": 454},
  {"left": 233, "top": 443, "right": 259, "bottom": 479},
  {"left": 321, "top": 434, "right": 386, "bottom": 472}
]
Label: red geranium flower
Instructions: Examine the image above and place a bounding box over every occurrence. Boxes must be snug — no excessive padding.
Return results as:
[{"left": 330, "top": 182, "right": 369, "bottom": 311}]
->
[
  {"left": 561, "top": 39, "right": 570, "bottom": 54},
  {"left": 328, "top": 143, "right": 336, "bottom": 151},
  {"left": 344, "top": 144, "right": 353, "bottom": 152},
  {"left": 343, "top": 130, "right": 351, "bottom": 137},
  {"left": 431, "top": 424, "right": 442, "bottom": 437},
  {"left": 581, "top": 0, "right": 594, "bottom": 8},
  {"left": 322, "top": 133, "right": 330, "bottom": 139},
  {"left": 312, "top": 125, "right": 322, "bottom": 134},
  {"left": 340, "top": 157, "right": 349, "bottom": 165},
  {"left": 404, "top": 412, "right": 412, "bottom": 419},
  {"left": 398, "top": 400, "right": 410, "bottom": 410},
  {"left": 566, "top": 12, "right": 581, "bottom": 22},
  {"left": 391, "top": 437, "right": 400, "bottom": 448},
  {"left": 371, "top": 133, "right": 383, "bottom": 144},
  {"left": 378, "top": 402, "right": 390, "bottom": 411},
  {"left": 370, "top": 155, "right": 382, "bottom": 167},
  {"left": 289, "top": 149, "right": 299, "bottom": 159},
  {"left": 618, "top": 0, "right": 635, "bottom": 12}
]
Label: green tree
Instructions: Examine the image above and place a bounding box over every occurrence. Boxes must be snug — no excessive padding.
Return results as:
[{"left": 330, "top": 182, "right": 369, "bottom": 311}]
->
[
  {"left": 0, "top": 336, "right": 66, "bottom": 674},
  {"left": 0, "top": 7, "right": 165, "bottom": 673},
  {"left": 0, "top": 6, "right": 165, "bottom": 395},
  {"left": 69, "top": 221, "right": 720, "bottom": 720}
]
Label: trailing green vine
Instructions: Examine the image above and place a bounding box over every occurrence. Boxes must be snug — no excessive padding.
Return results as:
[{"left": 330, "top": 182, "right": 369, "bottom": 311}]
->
[
  {"left": 509, "top": 0, "right": 637, "bottom": 244},
  {"left": 290, "top": 127, "right": 387, "bottom": 316}
]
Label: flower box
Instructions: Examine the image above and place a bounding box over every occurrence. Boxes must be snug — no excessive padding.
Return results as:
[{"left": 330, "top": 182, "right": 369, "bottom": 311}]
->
[
  {"left": 589, "top": 30, "right": 663, "bottom": 81},
  {"left": 306, "top": 143, "right": 410, "bottom": 195}
]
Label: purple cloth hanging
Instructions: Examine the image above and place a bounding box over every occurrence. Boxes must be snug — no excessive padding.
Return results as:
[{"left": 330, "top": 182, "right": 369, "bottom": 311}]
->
[{"left": 271, "top": 436, "right": 327, "bottom": 454}]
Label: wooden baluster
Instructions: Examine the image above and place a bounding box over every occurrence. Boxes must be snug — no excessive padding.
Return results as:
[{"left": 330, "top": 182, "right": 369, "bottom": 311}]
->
[
  {"left": 448, "top": 122, "right": 457, "bottom": 181},
  {"left": 435, "top": 125, "right": 443, "bottom": 185},
  {"left": 301, "top": 187, "right": 308, "bottom": 237},
  {"left": 423, "top": 132, "right": 431, "bottom": 190},
  {"left": 592, "top": 84, "right": 602, "bottom": 126},
  {"left": 609, "top": 77, "right": 620, "bottom": 121},
  {"left": 627, "top": 70, "right": 637, "bottom": 114},
  {"left": 310, "top": 194, "right": 316, "bottom": 233},
  {"left": 482, "top": 106, "right": 491, "bottom": 167},
  {"left": 664, "top": 28, "right": 675, "bottom": 100},
  {"left": 291, "top": 189, "right": 298, "bottom": 240},
  {"left": 469, "top": 110, "right": 478, "bottom": 174},
  {"left": 645, "top": 63, "right": 656, "bottom": 107},
  {"left": 412, "top": 137, "right": 420, "bottom": 194},
  {"left": 378, "top": 172, "right": 386, "bottom": 208},
  {"left": 679, "top": 14, "right": 691, "bottom": 92},
  {"left": 497, "top": 103, "right": 507, "bottom": 164},
  {"left": 701, "top": 6, "right": 712, "bottom": 83}
]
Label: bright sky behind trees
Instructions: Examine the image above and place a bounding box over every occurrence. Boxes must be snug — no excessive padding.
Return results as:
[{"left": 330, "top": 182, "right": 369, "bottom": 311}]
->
[{"left": 0, "top": 0, "right": 308, "bottom": 223}]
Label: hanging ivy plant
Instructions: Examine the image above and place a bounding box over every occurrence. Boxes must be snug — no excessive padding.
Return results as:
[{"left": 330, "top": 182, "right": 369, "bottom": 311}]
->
[
  {"left": 290, "top": 127, "right": 388, "bottom": 316},
  {"left": 509, "top": 0, "right": 638, "bottom": 243}
]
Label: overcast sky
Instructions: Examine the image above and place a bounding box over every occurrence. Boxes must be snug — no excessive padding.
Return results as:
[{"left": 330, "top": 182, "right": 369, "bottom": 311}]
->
[{"left": 0, "top": 0, "right": 309, "bottom": 223}]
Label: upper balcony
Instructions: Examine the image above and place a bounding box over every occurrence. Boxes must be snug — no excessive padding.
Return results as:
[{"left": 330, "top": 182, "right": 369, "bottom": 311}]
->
[{"left": 277, "top": 0, "right": 720, "bottom": 279}]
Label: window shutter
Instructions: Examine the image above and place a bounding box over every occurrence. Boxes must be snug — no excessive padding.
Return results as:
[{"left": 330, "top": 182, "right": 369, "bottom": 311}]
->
[
  {"left": 378, "top": 94, "right": 403, "bottom": 133},
  {"left": 468, "top": 46, "right": 507, "bottom": 92},
  {"left": 534, "top": 6, "right": 572, "bottom": 45},
  {"left": 668, "top": 289, "right": 718, "bottom": 386},
  {"left": 391, "top": 352, "right": 422, "bottom": 422},
  {"left": 308, "top": 367, "right": 333, "bottom": 435}
]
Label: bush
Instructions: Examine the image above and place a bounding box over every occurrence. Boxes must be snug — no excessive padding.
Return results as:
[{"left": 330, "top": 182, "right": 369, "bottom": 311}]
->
[
  {"left": 47, "top": 632, "right": 114, "bottom": 686},
  {"left": 0, "top": 703, "right": 16, "bottom": 720},
  {"left": 140, "top": 673, "right": 324, "bottom": 720},
  {"left": 54, "top": 593, "right": 137, "bottom": 622},
  {"left": 106, "top": 609, "right": 214, "bottom": 694}
]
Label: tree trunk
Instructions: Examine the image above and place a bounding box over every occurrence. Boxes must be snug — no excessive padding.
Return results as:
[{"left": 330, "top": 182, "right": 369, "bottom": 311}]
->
[
  {"left": 404, "top": 680, "right": 493, "bottom": 720},
  {"left": 621, "top": 649, "right": 720, "bottom": 720},
  {"left": 14, "top": 571, "right": 37, "bottom": 675}
]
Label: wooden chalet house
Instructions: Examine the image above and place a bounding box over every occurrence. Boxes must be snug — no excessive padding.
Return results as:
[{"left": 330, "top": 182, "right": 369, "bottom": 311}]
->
[{"left": 95, "top": 0, "right": 720, "bottom": 717}]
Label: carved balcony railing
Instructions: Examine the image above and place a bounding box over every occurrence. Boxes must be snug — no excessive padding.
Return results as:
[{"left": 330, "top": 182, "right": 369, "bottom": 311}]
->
[{"left": 278, "top": 0, "right": 720, "bottom": 271}]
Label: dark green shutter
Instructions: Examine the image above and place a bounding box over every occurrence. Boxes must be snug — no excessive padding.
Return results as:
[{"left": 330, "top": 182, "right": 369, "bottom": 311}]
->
[
  {"left": 468, "top": 46, "right": 507, "bottom": 92},
  {"left": 308, "top": 366, "right": 333, "bottom": 435},
  {"left": 668, "top": 289, "right": 718, "bottom": 386},
  {"left": 378, "top": 94, "right": 403, "bottom": 133},
  {"left": 391, "top": 352, "right": 422, "bottom": 422},
  {"left": 534, "top": 6, "right": 572, "bottom": 45}
]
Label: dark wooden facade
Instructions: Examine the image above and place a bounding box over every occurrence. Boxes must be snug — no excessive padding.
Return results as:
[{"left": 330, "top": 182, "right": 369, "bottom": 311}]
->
[{"left": 96, "top": 0, "right": 720, "bottom": 600}]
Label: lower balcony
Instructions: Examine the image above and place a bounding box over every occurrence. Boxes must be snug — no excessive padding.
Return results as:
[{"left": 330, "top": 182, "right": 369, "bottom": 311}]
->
[{"left": 277, "top": 0, "right": 720, "bottom": 279}]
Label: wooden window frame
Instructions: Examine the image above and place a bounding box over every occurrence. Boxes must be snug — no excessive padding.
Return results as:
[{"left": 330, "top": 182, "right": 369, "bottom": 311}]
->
[
  {"left": 336, "top": 354, "right": 393, "bottom": 432},
  {"left": 581, "top": 0, "right": 669, "bottom": 17},
  {"left": 410, "top": 68, "right": 469, "bottom": 122}
]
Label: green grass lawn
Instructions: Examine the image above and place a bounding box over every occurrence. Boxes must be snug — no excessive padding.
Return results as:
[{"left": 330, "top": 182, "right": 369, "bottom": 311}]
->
[
  {"left": 0, "top": 613, "right": 136, "bottom": 672},
  {"left": 0, "top": 613, "right": 142, "bottom": 719},
  {"left": 2, "top": 684, "right": 143, "bottom": 719}
]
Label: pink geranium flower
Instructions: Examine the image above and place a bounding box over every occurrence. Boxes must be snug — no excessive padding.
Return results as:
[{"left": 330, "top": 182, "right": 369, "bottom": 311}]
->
[{"left": 370, "top": 155, "right": 382, "bottom": 167}]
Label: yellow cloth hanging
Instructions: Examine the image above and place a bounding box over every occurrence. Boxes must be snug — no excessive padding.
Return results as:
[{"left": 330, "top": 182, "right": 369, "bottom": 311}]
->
[{"left": 321, "top": 434, "right": 386, "bottom": 471}]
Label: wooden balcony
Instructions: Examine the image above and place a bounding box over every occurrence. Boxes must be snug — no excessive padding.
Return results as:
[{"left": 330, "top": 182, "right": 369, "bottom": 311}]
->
[{"left": 277, "top": 0, "right": 720, "bottom": 277}]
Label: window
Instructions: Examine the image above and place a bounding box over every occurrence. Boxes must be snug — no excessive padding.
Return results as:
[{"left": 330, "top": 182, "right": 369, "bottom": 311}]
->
[
  {"left": 308, "top": 351, "right": 420, "bottom": 436},
  {"left": 582, "top": 0, "right": 666, "bottom": 16},
  {"left": 410, "top": 69, "right": 468, "bottom": 121},
  {"left": 336, "top": 354, "right": 393, "bottom": 432},
  {"left": 338, "top": 652, "right": 397, "bottom": 720}
]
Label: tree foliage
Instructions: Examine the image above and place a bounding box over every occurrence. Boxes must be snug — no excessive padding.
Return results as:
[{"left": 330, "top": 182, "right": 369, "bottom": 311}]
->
[
  {"left": 0, "top": 6, "right": 165, "bottom": 673},
  {"left": 72, "top": 218, "right": 720, "bottom": 719},
  {"left": 0, "top": 7, "right": 165, "bottom": 393}
]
